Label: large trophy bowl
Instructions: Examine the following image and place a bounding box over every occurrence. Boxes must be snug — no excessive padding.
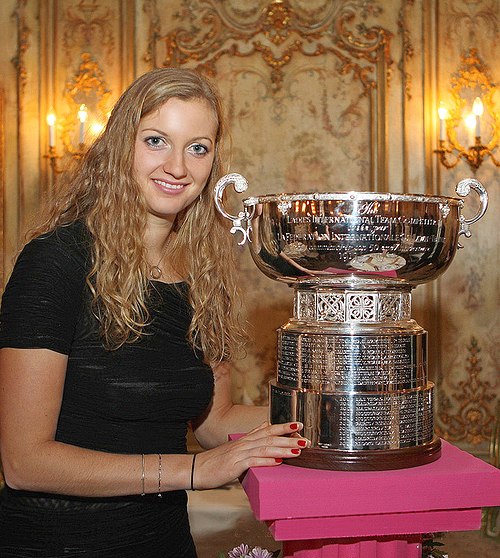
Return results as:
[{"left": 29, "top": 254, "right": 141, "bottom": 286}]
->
[{"left": 215, "top": 175, "right": 488, "bottom": 471}]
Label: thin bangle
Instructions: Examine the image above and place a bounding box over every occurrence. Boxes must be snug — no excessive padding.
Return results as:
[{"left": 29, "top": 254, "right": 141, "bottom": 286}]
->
[
  {"left": 190, "top": 453, "right": 196, "bottom": 491},
  {"left": 157, "top": 454, "right": 162, "bottom": 498},
  {"left": 141, "top": 454, "right": 146, "bottom": 496}
]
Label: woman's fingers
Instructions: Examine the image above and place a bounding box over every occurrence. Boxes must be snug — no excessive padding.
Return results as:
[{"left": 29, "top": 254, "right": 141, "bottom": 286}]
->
[
  {"left": 245, "top": 421, "right": 305, "bottom": 439},
  {"left": 232, "top": 421, "right": 311, "bottom": 467},
  {"left": 193, "top": 422, "right": 311, "bottom": 489},
  {"left": 238, "top": 421, "right": 310, "bottom": 458}
]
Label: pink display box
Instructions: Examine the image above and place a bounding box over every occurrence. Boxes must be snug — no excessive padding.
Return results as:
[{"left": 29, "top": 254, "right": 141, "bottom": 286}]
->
[{"left": 236, "top": 439, "right": 500, "bottom": 558}]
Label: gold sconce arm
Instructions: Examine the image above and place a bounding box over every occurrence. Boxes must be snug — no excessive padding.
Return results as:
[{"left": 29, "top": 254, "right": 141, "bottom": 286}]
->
[
  {"left": 435, "top": 139, "right": 500, "bottom": 171},
  {"left": 44, "top": 145, "right": 86, "bottom": 174},
  {"left": 44, "top": 146, "right": 63, "bottom": 174}
]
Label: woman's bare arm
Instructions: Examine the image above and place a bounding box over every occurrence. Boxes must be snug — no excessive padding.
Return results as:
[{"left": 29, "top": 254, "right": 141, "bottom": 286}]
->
[
  {"left": 0, "top": 349, "right": 306, "bottom": 495},
  {"left": 0, "top": 347, "right": 192, "bottom": 496}
]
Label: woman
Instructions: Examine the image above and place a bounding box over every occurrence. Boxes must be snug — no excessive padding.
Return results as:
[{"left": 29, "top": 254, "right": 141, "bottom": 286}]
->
[{"left": 0, "top": 68, "right": 308, "bottom": 557}]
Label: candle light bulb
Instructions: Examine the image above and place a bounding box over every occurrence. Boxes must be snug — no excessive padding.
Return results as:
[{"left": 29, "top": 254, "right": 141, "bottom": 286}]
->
[
  {"left": 78, "top": 104, "right": 88, "bottom": 123},
  {"left": 46, "top": 111, "right": 56, "bottom": 127},
  {"left": 437, "top": 102, "right": 448, "bottom": 121},
  {"left": 46, "top": 109, "right": 56, "bottom": 147},
  {"left": 438, "top": 102, "right": 448, "bottom": 141},
  {"left": 77, "top": 104, "right": 88, "bottom": 145},
  {"left": 472, "top": 97, "right": 484, "bottom": 117},
  {"left": 464, "top": 113, "right": 477, "bottom": 146},
  {"left": 472, "top": 97, "right": 483, "bottom": 139}
]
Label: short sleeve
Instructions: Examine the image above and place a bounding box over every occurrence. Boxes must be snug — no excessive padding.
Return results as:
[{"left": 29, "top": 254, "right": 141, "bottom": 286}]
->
[{"left": 0, "top": 230, "right": 88, "bottom": 355}]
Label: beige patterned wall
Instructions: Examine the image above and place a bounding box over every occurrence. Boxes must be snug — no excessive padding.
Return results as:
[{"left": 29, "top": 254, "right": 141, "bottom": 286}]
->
[
  {"left": 432, "top": 2, "right": 499, "bottom": 453},
  {"left": 1, "top": 0, "right": 498, "bottom": 456}
]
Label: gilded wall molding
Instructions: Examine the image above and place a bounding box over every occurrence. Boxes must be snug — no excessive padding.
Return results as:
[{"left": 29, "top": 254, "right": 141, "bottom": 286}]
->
[
  {"left": 63, "top": 0, "right": 115, "bottom": 60},
  {"left": 150, "top": 0, "right": 394, "bottom": 190},
  {"left": 11, "top": 0, "right": 30, "bottom": 95},
  {"left": 43, "top": 1, "right": 126, "bottom": 174},
  {"left": 397, "top": 0, "right": 415, "bottom": 101},
  {"left": 10, "top": 0, "right": 32, "bottom": 247},
  {"left": 437, "top": 336, "right": 497, "bottom": 445},
  {"left": 143, "top": 0, "right": 163, "bottom": 69},
  {"left": 444, "top": 0, "right": 498, "bottom": 46},
  {"left": 160, "top": 0, "right": 393, "bottom": 94}
]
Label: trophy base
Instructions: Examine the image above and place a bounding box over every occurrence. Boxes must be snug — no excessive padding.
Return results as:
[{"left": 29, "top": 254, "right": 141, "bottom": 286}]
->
[{"left": 284, "top": 436, "right": 441, "bottom": 471}]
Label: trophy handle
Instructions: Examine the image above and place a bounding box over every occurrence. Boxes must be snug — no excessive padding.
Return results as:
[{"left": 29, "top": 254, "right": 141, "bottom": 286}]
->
[
  {"left": 455, "top": 178, "right": 488, "bottom": 248},
  {"left": 214, "top": 173, "right": 255, "bottom": 245}
]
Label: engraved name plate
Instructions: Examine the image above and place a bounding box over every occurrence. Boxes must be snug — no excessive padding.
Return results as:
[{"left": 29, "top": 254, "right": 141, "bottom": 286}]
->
[{"left": 278, "top": 331, "right": 426, "bottom": 391}]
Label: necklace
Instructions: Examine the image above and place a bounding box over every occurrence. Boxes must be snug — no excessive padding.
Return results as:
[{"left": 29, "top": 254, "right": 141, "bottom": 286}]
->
[{"left": 149, "top": 235, "right": 173, "bottom": 280}]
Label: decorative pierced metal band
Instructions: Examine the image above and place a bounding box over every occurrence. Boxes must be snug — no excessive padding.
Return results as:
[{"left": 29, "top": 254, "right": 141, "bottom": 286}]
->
[{"left": 294, "top": 289, "right": 412, "bottom": 323}]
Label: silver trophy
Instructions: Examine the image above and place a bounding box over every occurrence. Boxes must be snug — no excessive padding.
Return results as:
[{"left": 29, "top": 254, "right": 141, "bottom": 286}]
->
[{"left": 215, "top": 174, "right": 488, "bottom": 470}]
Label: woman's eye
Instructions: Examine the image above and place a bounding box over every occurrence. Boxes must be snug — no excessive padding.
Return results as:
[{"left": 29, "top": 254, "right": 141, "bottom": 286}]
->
[
  {"left": 189, "top": 143, "right": 209, "bottom": 156},
  {"left": 145, "top": 136, "right": 166, "bottom": 148}
]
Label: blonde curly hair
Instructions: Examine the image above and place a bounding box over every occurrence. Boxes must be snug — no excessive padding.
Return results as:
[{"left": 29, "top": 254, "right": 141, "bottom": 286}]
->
[{"left": 29, "top": 68, "right": 246, "bottom": 363}]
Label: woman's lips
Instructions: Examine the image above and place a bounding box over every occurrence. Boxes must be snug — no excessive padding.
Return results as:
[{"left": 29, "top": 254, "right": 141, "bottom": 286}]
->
[{"left": 152, "top": 178, "right": 188, "bottom": 192}]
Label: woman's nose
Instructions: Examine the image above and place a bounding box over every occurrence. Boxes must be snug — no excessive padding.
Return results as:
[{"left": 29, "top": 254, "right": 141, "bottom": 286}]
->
[{"left": 162, "top": 149, "right": 187, "bottom": 178}]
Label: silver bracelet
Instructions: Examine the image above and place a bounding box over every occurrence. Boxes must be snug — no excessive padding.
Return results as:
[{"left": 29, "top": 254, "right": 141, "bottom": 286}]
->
[
  {"left": 141, "top": 453, "right": 145, "bottom": 496},
  {"left": 157, "top": 454, "right": 162, "bottom": 497}
]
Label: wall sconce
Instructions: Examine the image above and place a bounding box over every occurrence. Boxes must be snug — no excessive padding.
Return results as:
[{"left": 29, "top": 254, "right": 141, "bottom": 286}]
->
[
  {"left": 45, "top": 53, "right": 111, "bottom": 174},
  {"left": 45, "top": 104, "right": 91, "bottom": 173},
  {"left": 435, "top": 49, "right": 499, "bottom": 171}
]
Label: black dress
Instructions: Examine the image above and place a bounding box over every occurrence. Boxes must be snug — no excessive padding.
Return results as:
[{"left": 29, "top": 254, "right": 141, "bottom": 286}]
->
[{"left": 0, "top": 222, "right": 214, "bottom": 557}]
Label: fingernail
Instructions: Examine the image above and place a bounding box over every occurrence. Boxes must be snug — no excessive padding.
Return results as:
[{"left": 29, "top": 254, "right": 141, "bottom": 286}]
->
[
  {"left": 290, "top": 423, "right": 300, "bottom": 430},
  {"left": 297, "top": 439, "right": 307, "bottom": 447},
  {"left": 275, "top": 458, "right": 283, "bottom": 464},
  {"left": 291, "top": 448, "right": 301, "bottom": 455}
]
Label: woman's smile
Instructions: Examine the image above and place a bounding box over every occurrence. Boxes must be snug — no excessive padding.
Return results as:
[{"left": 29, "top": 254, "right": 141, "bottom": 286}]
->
[{"left": 151, "top": 178, "right": 189, "bottom": 192}]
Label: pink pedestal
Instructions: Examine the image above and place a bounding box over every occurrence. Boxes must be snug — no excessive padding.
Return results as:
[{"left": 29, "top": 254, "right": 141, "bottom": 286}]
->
[{"left": 239, "top": 440, "right": 500, "bottom": 558}]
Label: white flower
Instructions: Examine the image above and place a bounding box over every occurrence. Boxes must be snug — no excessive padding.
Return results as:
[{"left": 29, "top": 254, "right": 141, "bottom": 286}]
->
[
  {"left": 250, "top": 547, "right": 274, "bottom": 558},
  {"left": 226, "top": 543, "right": 276, "bottom": 558},
  {"left": 228, "top": 543, "right": 251, "bottom": 558}
]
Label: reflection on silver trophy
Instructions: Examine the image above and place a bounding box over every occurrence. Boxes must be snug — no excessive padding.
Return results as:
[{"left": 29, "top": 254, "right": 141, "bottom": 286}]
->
[{"left": 214, "top": 174, "right": 488, "bottom": 470}]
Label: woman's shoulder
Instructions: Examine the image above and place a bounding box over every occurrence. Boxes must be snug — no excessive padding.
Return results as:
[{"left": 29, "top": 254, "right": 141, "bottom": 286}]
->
[
  {"left": 1, "top": 222, "right": 92, "bottom": 352},
  {"left": 26, "top": 221, "right": 92, "bottom": 270},
  {"left": 33, "top": 220, "right": 90, "bottom": 248}
]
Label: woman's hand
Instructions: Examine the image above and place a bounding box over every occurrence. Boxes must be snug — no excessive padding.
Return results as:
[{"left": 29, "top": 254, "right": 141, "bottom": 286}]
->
[{"left": 191, "top": 421, "right": 309, "bottom": 490}]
